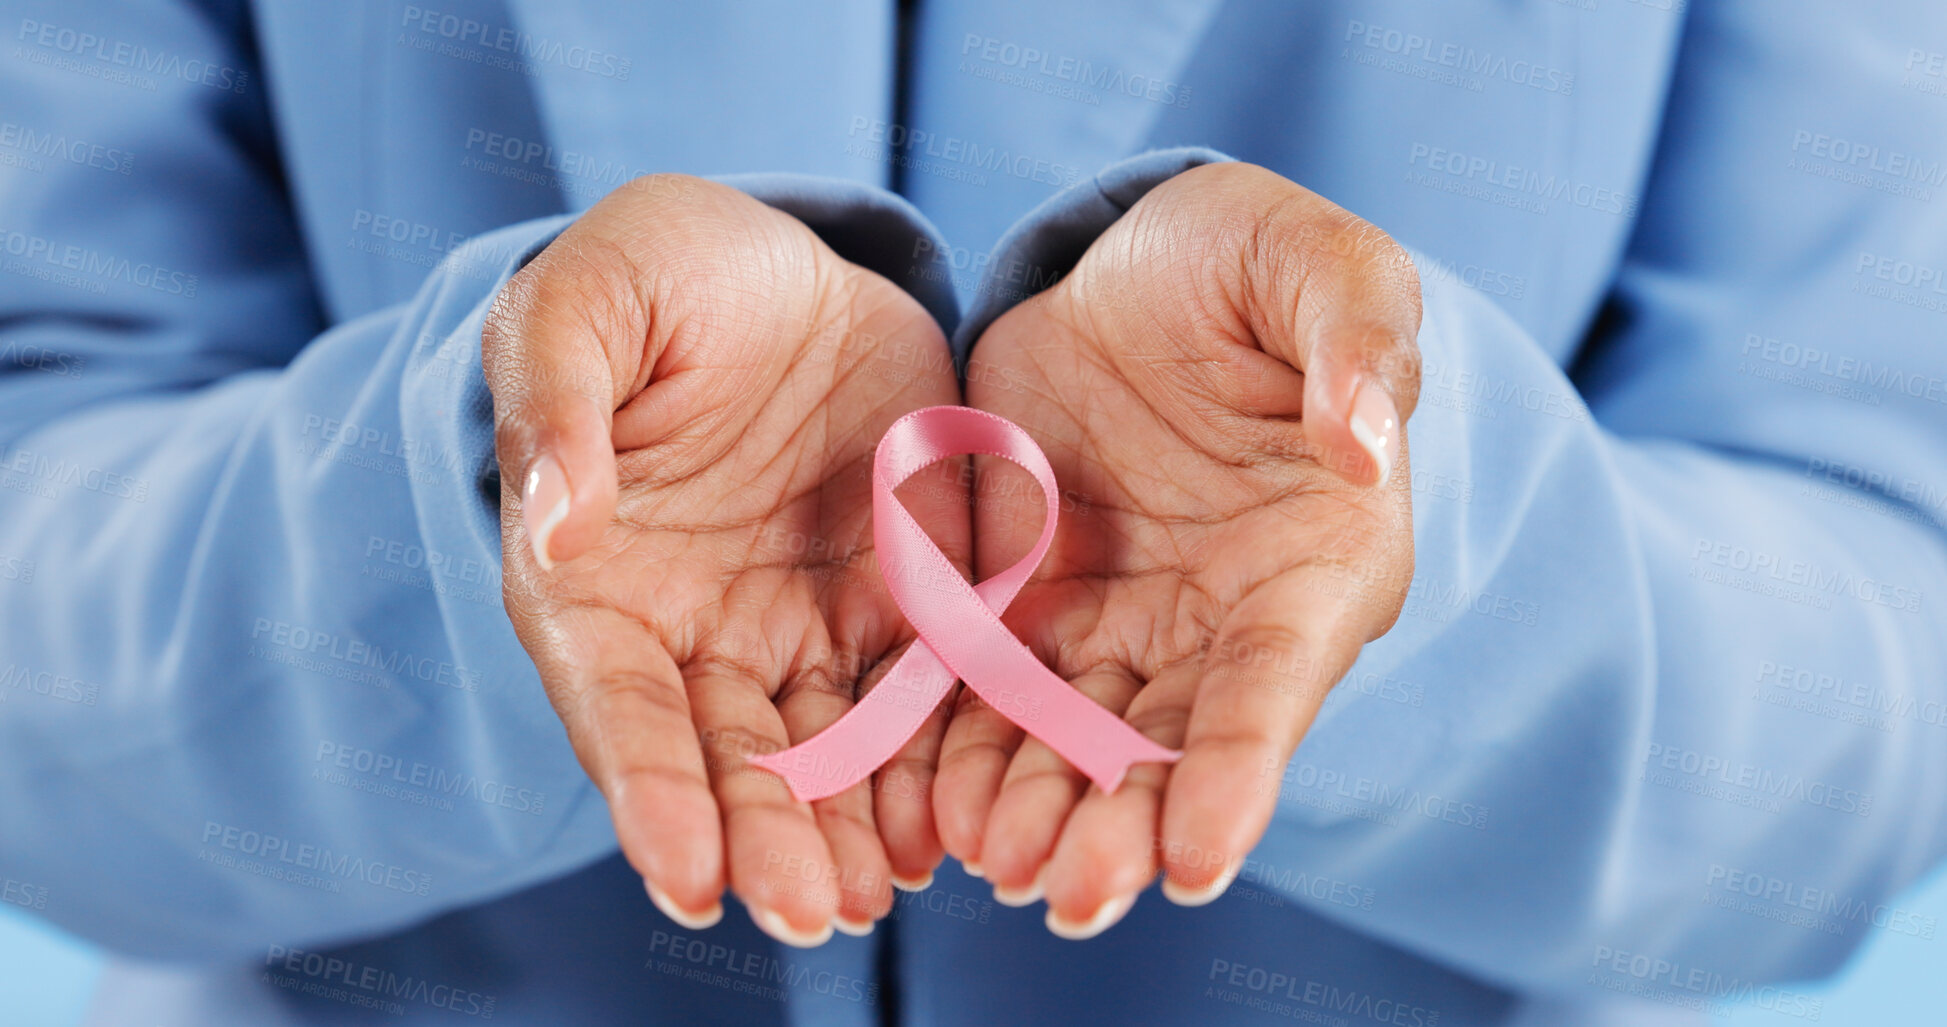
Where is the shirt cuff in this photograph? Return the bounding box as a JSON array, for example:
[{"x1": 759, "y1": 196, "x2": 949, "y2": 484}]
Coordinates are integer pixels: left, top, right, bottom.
[{"x1": 952, "y1": 146, "x2": 1235, "y2": 363}]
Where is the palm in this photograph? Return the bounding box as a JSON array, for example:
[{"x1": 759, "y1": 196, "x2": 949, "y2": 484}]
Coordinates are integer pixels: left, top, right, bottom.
[
  {"x1": 938, "y1": 170, "x2": 1414, "y2": 926},
  {"x1": 969, "y1": 300, "x2": 1372, "y2": 688},
  {"x1": 500, "y1": 214, "x2": 966, "y2": 939}
]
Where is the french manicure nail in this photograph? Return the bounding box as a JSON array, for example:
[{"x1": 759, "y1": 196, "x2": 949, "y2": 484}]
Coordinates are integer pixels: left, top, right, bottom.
[
  {"x1": 1347, "y1": 384, "x2": 1400, "y2": 487},
  {"x1": 1045, "y1": 892, "x2": 1136, "y2": 941},
  {"x1": 961, "y1": 860, "x2": 984, "y2": 880},
  {"x1": 645, "y1": 880, "x2": 723, "y2": 931},
  {"x1": 1160, "y1": 863, "x2": 1239, "y2": 908},
  {"x1": 834, "y1": 916, "x2": 876, "y2": 938},
  {"x1": 750, "y1": 905, "x2": 834, "y2": 948},
  {"x1": 993, "y1": 867, "x2": 1046, "y2": 908},
  {"x1": 891, "y1": 869, "x2": 935, "y2": 892},
  {"x1": 524, "y1": 453, "x2": 570, "y2": 570}
]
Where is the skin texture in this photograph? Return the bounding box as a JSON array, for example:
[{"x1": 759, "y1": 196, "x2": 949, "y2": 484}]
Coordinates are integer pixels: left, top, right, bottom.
[
  {"x1": 482, "y1": 176, "x2": 968, "y2": 943},
  {"x1": 483, "y1": 161, "x2": 1422, "y2": 944},
  {"x1": 933, "y1": 162, "x2": 1424, "y2": 934}
]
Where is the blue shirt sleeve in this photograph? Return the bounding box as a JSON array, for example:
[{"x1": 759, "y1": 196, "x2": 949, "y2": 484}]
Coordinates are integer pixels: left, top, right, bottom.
[
  {"x1": 1297, "y1": 1, "x2": 1947, "y2": 996},
  {"x1": 962, "y1": 25, "x2": 1947, "y2": 994},
  {"x1": 0, "y1": 1, "x2": 959, "y2": 961},
  {"x1": 0, "y1": 0, "x2": 610, "y2": 952}
]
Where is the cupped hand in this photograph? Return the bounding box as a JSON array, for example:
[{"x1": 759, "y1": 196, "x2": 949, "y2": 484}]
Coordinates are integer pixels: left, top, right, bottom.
[
  {"x1": 935, "y1": 161, "x2": 1422, "y2": 937},
  {"x1": 483, "y1": 176, "x2": 966, "y2": 945}
]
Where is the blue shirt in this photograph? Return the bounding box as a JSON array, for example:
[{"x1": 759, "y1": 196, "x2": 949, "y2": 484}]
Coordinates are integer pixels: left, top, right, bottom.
[{"x1": 2, "y1": 1, "x2": 1944, "y2": 1024}]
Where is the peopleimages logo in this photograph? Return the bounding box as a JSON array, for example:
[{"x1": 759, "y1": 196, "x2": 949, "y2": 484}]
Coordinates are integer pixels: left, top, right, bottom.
[
  {"x1": 201, "y1": 822, "x2": 433, "y2": 895},
  {"x1": 0, "y1": 227, "x2": 197, "y2": 297},
  {"x1": 2, "y1": 878, "x2": 48, "y2": 910},
  {"x1": 1790, "y1": 130, "x2": 1947, "y2": 187},
  {"x1": 15, "y1": 19, "x2": 249, "y2": 92},
  {"x1": 1345, "y1": 20, "x2": 1575, "y2": 94},
  {"x1": 1407, "y1": 143, "x2": 1637, "y2": 217},
  {"x1": 1705, "y1": 864, "x2": 1938, "y2": 939},
  {"x1": 251, "y1": 618, "x2": 483, "y2": 693},
  {"x1": 314, "y1": 741, "x2": 545, "y2": 815},
  {"x1": 847, "y1": 117, "x2": 1084, "y2": 189},
  {"x1": 1743, "y1": 332, "x2": 1947, "y2": 406},
  {"x1": 647, "y1": 930, "x2": 881, "y2": 1005},
  {"x1": 1689, "y1": 538, "x2": 1924, "y2": 613},
  {"x1": 0, "y1": 662, "x2": 100, "y2": 706},
  {"x1": 0, "y1": 121, "x2": 133, "y2": 174},
  {"x1": 398, "y1": 5, "x2": 631, "y2": 80},
  {"x1": 265, "y1": 946, "x2": 496, "y2": 1018},
  {"x1": 0, "y1": 445, "x2": 149, "y2": 502},
  {"x1": 0, "y1": 341, "x2": 86, "y2": 378},
  {"x1": 1206, "y1": 959, "x2": 1440, "y2": 1027},
  {"x1": 1755, "y1": 659, "x2": 1947, "y2": 731},
  {"x1": 958, "y1": 34, "x2": 1191, "y2": 108},
  {"x1": 1589, "y1": 946, "x2": 1821, "y2": 1021},
  {"x1": 1643, "y1": 741, "x2": 1874, "y2": 816}
]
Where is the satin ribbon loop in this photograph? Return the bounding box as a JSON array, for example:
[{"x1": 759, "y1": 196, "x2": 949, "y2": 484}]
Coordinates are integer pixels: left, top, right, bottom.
[{"x1": 752, "y1": 406, "x2": 1180, "y2": 801}]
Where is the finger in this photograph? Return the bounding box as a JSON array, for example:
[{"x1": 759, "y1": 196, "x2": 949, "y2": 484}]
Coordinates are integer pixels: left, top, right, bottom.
[
  {"x1": 1133, "y1": 162, "x2": 1424, "y2": 488},
  {"x1": 483, "y1": 241, "x2": 629, "y2": 570},
  {"x1": 687, "y1": 649, "x2": 840, "y2": 947},
  {"x1": 931, "y1": 678, "x2": 1027, "y2": 875},
  {"x1": 873, "y1": 453, "x2": 974, "y2": 891},
  {"x1": 1296, "y1": 318, "x2": 1417, "y2": 489},
  {"x1": 772, "y1": 650, "x2": 895, "y2": 935},
  {"x1": 540, "y1": 611, "x2": 726, "y2": 931},
  {"x1": 929, "y1": 448, "x2": 1055, "y2": 875},
  {"x1": 1245, "y1": 175, "x2": 1423, "y2": 489},
  {"x1": 1158, "y1": 565, "x2": 1368, "y2": 904},
  {"x1": 976, "y1": 666, "x2": 1145, "y2": 906},
  {"x1": 1040, "y1": 661, "x2": 1198, "y2": 940},
  {"x1": 870, "y1": 652, "x2": 952, "y2": 891}
]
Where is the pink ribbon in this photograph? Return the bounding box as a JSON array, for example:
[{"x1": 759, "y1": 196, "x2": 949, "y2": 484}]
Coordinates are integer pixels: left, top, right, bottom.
[{"x1": 751, "y1": 405, "x2": 1180, "y2": 801}]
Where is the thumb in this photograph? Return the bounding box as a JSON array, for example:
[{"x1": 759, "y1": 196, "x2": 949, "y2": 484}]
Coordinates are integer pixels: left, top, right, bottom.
[
  {"x1": 1294, "y1": 316, "x2": 1420, "y2": 490},
  {"x1": 1255, "y1": 206, "x2": 1421, "y2": 489},
  {"x1": 482, "y1": 247, "x2": 630, "y2": 570},
  {"x1": 1267, "y1": 213, "x2": 1422, "y2": 489},
  {"x1": 1182, "y1": 163, "x2": 1424, "y2": 488}
]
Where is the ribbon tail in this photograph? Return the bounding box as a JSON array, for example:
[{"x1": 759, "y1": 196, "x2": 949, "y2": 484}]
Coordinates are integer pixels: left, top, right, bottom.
[
  {"x1": 749, "y1": 640, "x2": 958, "y2": 802},
  {"x1": 958, "y1": 658, "x2": 1182, "y2": 795}
]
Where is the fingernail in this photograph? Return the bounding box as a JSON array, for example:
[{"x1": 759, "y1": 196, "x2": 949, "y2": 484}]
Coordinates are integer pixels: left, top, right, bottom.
[
  {"x1": 1046, "y1": 891, "x2": 1137, "y2": 941},
  {"x1": 833, "y1": 915, "x2": 876, "y2": 938},
  {"x1": 524, "y1": 453, "x2": 570, "y2": 570},
  {"x1": 750, "y1": 905, "x2": 834, "y2": 948},
  {"x1": 645, "y1": 880, "x2": 723, "y2": 931},
  {"x1": 891, "y1": 869, "x2": 935, "y2": 892},
  {"x1": 1161, "y1": 862, "x2": 1239, "y2": 908},
  {"x1": 1347, "y1": 384, "x2": 1399, "y2": 486},
  {"x1": 961, "y1": 860, "x2": 984, "y2": 880},
  {"x1": 993, "y1": 866, "x2": 1046, "y2": 908}
]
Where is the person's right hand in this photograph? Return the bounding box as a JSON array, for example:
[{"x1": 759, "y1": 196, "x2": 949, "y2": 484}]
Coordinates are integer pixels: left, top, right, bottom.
[{"x1": 482, "y1": 176, "x2": 967, "y2": 945}]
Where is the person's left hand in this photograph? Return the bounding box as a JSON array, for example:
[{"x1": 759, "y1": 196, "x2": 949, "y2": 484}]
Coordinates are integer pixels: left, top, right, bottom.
[{"x1": 934, "y1": 161, "x2": 1423, "y2": 937}]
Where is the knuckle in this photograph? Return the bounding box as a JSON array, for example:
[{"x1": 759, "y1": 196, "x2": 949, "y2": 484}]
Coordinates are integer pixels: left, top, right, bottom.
[
  {"x1": 1323, "y1": 215, "x2": 1411, "y2": 301},
  {"x1": 485, "y1": 241, "x2": 640, "y2": 417},
  {"x1": 612, "y1": 172, "x2": 700, "y2": 208},
  {"x1": 1357, "y1": 332, "x2": 1423, "y2": 396},
  {"x1": 696, "y1": 725, "x2": 780, "y2": 768},
  {"x1": 1181, "y1": 160, "x2": 1291, "y2": 207},
  {"x1": 690, "y1": 648, "x2": 778, "y2": 697},
  {"x1": 480, "y1": 263, "x2": 541, "y2": 375},
  {"x1": 589, "y1": 666, "x2": 677, "y2": 704},
  {"x1": 490, "y1": 406, "x2": 544, "y2": 486},
  {"x1": 1389, "y1": 343, "x2": 1424, "y2": 414},
  {"x1": 1220, "y1": 621, "x2": 1312, "y2": 667},
  {"x1": 1123, "y1": 705, "x2": 1189, "y2": 749}
]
